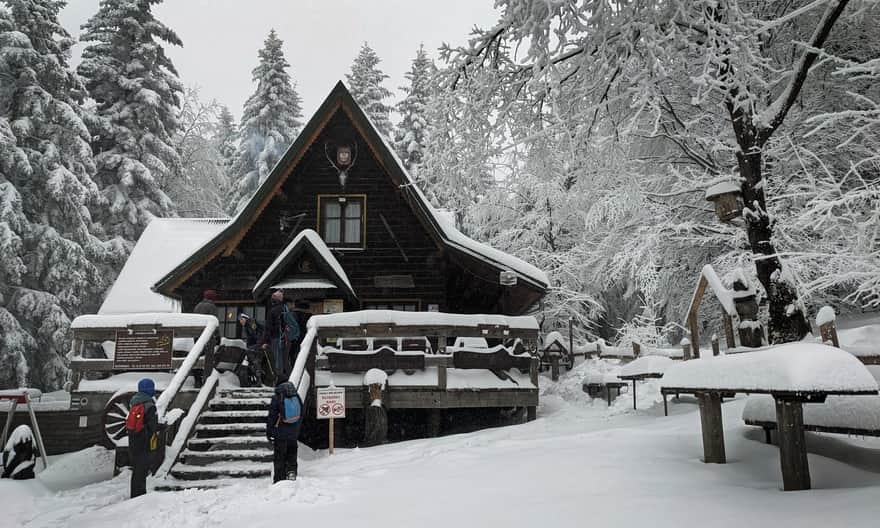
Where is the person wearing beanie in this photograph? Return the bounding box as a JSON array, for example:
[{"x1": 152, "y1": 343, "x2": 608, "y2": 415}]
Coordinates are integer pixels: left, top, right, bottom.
[
  {"x1": 193, "y1": 289, "x2": 218, "y2": 316},
  {"x1": 127, "y1": 378, "x2": 164, "y2": 498},
  {"x1": 239, "y1": 313, "x2": 266, "y2": 386},
  {"x1": 260, "y1": 290, "x2": 295, "y2": 375}
]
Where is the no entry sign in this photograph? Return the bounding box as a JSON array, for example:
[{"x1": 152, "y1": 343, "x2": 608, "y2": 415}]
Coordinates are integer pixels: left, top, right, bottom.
[{"x1": 317, "y1": 387, "x2": 346, "y2": 420}]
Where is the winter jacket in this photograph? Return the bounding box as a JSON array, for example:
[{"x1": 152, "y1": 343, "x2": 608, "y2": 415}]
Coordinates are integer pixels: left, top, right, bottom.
[
  {"x1": 193, "y1": 299, "x2": 217, "y2": 317},
  {"x1": 261, "y1": 299, "x2": 285, "y2": 345},
  {"x1": 242, "y1": 320, "x2": 264, "y2": 348},
  {"x1": 267, "y1": 382, "x2": 302, "y2": 441},
  {"x1": 127, "y1": 392, "x2": 161, "y2": 462}
]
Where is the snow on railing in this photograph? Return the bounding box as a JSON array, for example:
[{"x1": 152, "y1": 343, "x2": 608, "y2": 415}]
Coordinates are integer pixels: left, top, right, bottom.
[
  {"x1": 289, "y1": 325, "x2": 317, "y2": 402},
  {"x1": 157, "y1": 369, "x2": 220, "y2": 478},
  {"x1": 155, "y1": 316, "x2": 219, "y2": 417}
]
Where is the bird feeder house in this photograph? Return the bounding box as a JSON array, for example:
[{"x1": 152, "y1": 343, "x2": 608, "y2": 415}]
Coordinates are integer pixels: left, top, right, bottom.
[{"x1": 705, "y1": 180, "x2": 743, "y2": 222}]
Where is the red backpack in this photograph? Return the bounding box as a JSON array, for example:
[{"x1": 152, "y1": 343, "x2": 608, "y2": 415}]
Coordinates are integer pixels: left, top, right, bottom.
[{"x1": 126, "y1": 403, "x2": 146, "y2": 433}]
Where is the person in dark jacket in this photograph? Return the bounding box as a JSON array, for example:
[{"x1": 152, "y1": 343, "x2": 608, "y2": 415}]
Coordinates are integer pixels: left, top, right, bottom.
[
  {"x1": 261, "y1": 290, "x2": 290, "y2": 375},
  {"x1": 239, "y1": 313, "x2": 266, "y2": 385},
  {"x1": 193, "y1": 289, "x2": 218, "y2": 316},
  {"x1": 266, "y1": 377, "x2": 302, "y2": 482},
  {"x1": 128, "y1": 378, "x2": 164, "y2": 498}
]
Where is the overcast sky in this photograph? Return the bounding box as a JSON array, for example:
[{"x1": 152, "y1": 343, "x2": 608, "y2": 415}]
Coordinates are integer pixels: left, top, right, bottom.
[{"x1": 59, "y1": 0, "x2": 501, "y2": 120}]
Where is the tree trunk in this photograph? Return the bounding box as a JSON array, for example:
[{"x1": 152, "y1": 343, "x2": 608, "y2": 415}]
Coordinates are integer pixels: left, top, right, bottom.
[{"x1": 737, "y1": 148, "x2": 811, "y2": 343}]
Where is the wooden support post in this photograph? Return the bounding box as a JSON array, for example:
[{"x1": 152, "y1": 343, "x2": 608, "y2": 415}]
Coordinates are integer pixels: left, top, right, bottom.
[
  {"x1": 632, "y1": 342, "x2": 641, "y2": 358},
  {"x1": 437, "y1": 333, "x2": 448, "y2": 354},
  {"x1": 1, "y1": 399, "x2": 18, "y2": 448},
  {"x1": 429, "y1": 409, "x2": 442, "y2": 438},
  {"x1": 764, "y1": 427, "x2": 773, "y2": 445},
  {"x1": 663, "y1": 393, "x2": 668, "y2": 416},
  {"x1": 550, "y1": 354, "x2": 560, "y2": 381},
  {"x1": 682, "y1": 341, "x2": 692, "y2": 361},
  {"x1": 819, "y1": 322, "x2": 839, "y2": 348},
  {"x1": 526, "y1": 406, "x2": 536, "y2": 421},
  {"x1": 569, "y1": 317, "x2": 574, "y2": 365},
  {"x1": 774, "y1": 397, "x2": 810, "y2": 491},
  {"x1": 25, "y1": 395, "x2": 49, "y2": 470},
  {"x1": 722, "y1": 315, "x2": 736, "y2": 349},
  {"x1": 632, "y1": 380, "x2": 637, "y2": 410},
  {"x1": 697, "y1": 392, "x2": 726, "y2": 464},
  {"x1": 711, "y1": 335, "x2": 720, "y2": 356},
  {"x1": 437, "y1": 362, "x2": 447, "y2": 390},
  {"x1": 529, "y1": 357, "x2": 539, "y2": 388},
  {"x1": 329, "y1": 416, "x2": 335, "y2": 456}
]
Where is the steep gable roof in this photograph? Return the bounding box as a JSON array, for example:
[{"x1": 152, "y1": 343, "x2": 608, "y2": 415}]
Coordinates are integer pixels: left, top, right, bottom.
[
  {"x1": 153, "y1": 81, "x2": 548, "y2": 298},
  {"x1": 252, "y1": 229, "x2": 355, "y2": 300}
]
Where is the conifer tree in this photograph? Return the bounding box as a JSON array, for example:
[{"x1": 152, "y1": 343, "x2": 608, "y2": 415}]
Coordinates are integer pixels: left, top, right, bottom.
[
  {"x1": 77, "y1": 0, "x2": 183, "y2": 247},
  {"x1": 394, "y1": 45, "x2": 433, "y2": 172},
  {"x1": 229, "y1": 29, "x2": 303, "y2": 213},
  {"x1": 0, "y1": 0, "x2": 119, "y2": 390},
  {"x1": 215, "y1": 105, "x2": 237, "y2": 175},
  {"x1": 346, "y1": 41, "x2": 393, "y2": 137}
]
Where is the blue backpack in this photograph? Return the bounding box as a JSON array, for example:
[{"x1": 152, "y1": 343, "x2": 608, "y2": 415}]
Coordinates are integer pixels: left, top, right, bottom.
[
  {"x1": 280, "y1": 305, "x2": 301, "y2": 348},
  {"x1": 280, "y1": 394, "x2": 302, "y2": 424}
]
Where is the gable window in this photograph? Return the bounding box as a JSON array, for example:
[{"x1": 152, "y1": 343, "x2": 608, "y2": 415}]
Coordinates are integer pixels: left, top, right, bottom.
[{"x1": 318, "y1": 195, "x2": 365, "y2": 248}]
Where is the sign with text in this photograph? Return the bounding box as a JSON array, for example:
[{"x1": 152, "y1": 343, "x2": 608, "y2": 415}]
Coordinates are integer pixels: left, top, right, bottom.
[
  {"x1": 316, "y1": 387, "x2": 346, "y2": 420},
  {"x1": 113, "y1": 329, "x2": 174, "y2": 370}
]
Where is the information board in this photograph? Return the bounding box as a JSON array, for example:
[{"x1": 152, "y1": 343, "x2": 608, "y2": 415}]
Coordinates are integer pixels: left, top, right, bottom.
[
  {"x1": 316, "y1": 387, "x2": 346, "y2": 420},
  {"x1": 113, "y1": 329, "x2": 174, "y2": 370}
]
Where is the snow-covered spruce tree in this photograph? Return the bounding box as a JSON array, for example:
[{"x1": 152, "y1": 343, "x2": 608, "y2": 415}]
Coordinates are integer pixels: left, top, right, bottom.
[
  {"x1": 0, "y1": 0, "x2": 118, "y2": 390},
  {"x1": 228, "y1": 29, "x2": 302, "y2": 214},
  {"x1": 394, "y1": 44, "x2": 433, "y2": 172},
  {"x1": 168, "y1": 87, "x2": 230, "y2": 217},
  {"x1": 215, "y1": 105, "x2": 237, "y2": 177},
  {"x1": 346, "y1": 41, "x2": 393, "y2": 138},
  {"x1": 77, "y1": 0, "x2": 183, "y2": 247}
]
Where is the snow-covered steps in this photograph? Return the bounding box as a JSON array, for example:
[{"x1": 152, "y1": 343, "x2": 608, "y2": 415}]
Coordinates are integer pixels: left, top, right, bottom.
[
  {"x1": 194, "y1": 422, "x2": 265, "y2": 438},
  {"x1": 199, "y1": 410, "x2": 267, "y2": 424},
  {"x1": 186, "y1": 435, "x2": 272, "y2": 452},
  {"x1": 157, "y1": 386, "x2": 276, "y2": 491},
  {"x1": 169, "y1": 461, "x2": 272, "y2": 481},
  {"x1": 181, "y1": 449, "x2": 274, "y2": 465}
]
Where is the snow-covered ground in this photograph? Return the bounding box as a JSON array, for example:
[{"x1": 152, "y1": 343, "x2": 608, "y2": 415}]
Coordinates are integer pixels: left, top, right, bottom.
[{"x1": 3, "y1": 364, "x2": 880, "y2": 527}]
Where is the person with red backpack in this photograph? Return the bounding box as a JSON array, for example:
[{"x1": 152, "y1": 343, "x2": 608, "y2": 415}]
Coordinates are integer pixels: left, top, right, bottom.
[
  {"x1": 266, "y1": 377, "x2": 303, "y2": 482},
  {"x1": 126, "y1": 378, "x2": 164, "y2": 498}
]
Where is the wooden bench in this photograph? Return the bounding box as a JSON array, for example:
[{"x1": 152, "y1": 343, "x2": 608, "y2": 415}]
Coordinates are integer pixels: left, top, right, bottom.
[
  {"x1": 743, "y1": 393, "x2": 880, "y2": 443},
  {"x1": 325, "y1": 346, "x2": 426, "y2": 373},
  {"x1": 583, "y1": 381, "x2": 627, "y2": 406}
]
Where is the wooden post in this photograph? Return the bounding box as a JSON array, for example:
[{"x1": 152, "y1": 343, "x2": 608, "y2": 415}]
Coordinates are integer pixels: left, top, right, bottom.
[
  {"x1": 819, "y1": 322, "x2": 839, "y2": 348},
  {"x1": 722, "y1": 315, "x2": 736, "y2": 349},
  {"x1": 526, "y1": 406, "x2": 536, "y2": 421},
  {"x1": 437, "y1": 333, "x2": 448, "y2": 354},
  {"x1": 663, "y1": 393, "x2": 668, "y2": 416},
  {"x1": 632, "y1": 342, "x2": 641, "y2": 358},
  {"x1": 329, "y1": 416, "x2": 335, "y2": 456},
  {"x1": 25, "y1": 394, "x2": 49, "y2": 470},
  {"x1": 681, "y1": 340, "x2": 692, "y2": 361},
  {"x1": 632, "y1": 380, "x2": 637, "y2": 410},
  {"x1": 437, "y1": 361, "x2": 447, "y2": 390},
  {"x1": 774, "y1": 397, "x2": 810, "y2": 491},
  {"x1": 697, "y1": 392, "x2": 726, "y2": 463},
  {"x1": 711, "y1": 334, "x2": 720, "y2": 356},
  {"x1": 529, "y1": 357, "x2": 539, "y2": 388},
  {"x1": 550, "y1": 354, "x2": 560, "y2": 381}
]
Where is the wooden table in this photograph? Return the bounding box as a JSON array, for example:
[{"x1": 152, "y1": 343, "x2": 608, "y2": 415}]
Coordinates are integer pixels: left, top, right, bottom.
[
  {"x1": 583, "y1": 381, "x2": 627, "y2": 406},
  {"x1": 660, "y1": 386, "x2": 877, "y2": 491},
  {"x1": 617, "y1": 373, "x2": 663, "y2": 410}
]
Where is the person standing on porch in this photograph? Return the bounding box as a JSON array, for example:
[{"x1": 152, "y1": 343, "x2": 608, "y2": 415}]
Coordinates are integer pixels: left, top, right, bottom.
[
  {"x1": 261, "y1": 290, "x2": 290, "y2": 375},
  {"x1": 193, "y1": 289, "x2": 218, "y2": 316}
]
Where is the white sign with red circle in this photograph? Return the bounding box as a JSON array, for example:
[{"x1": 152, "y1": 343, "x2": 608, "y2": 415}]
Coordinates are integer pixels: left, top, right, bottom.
[{"x1": 317, "y1": 387, "x2": 346, "y2": 420}]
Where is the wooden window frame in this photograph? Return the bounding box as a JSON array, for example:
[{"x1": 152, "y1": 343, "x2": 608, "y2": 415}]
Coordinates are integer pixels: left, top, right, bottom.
[
  {"x1": 361, "y1": 299, "x2": 422, "y2": 312},
  {"x1": 317, "y1": 194, "x2": 367, "y2": 249}
]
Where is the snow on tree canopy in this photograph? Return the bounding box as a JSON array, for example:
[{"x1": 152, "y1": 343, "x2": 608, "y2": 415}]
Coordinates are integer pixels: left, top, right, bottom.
[
  {"x1": 346, "y1": 42, "x2": 393, "y2": 137},
  {"x1": 662, "y1": 343, "x2": 879, "y2": 393},
  {"x1": 816, "y1": 306, "x2": 837, "y2": 327},
  {"x1": 619, "y1": 356, "x2": 674, "y2": 378},
  {"x1": 99, "y1": 218, "x2": 227, "y2": 314}
]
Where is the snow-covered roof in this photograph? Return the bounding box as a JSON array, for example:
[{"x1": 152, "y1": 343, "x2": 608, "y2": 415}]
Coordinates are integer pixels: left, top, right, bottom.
[
  {"x1": 252, "y1": 229, "x2": 354, "y2": 298},
  {"x1": 100, "y1": 218, "x2": 228, "y2": 314},
  {"x1": 308, "y1": 310, "x2": 540, "y2": 331},
  {"x1": 688, "y1": 264, "x2": 736, "y2": 318},
  {"x1": 271, "y1": 279, "x2": 338, "y2": 290},
  {"x1": 542, "y1": 331, "x2": 568, "y2": 350},
  {"x1": 705, "y1": 180, "x2": 740, "y2": 200},
  {"x1": 619, "y1": 356, "x2": 674, "y2": 378},
  {"x1": 662, "y1": 343, "x2": 878, "y2": 393}
]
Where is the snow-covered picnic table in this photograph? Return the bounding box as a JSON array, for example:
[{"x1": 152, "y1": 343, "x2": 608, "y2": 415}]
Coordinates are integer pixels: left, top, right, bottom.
[
  {"x1": 660, "y1": 343, "x2": 878, "y2": 491},
  {"x1": 617, "y1": 356, "x2": 674, "y2": 410}
]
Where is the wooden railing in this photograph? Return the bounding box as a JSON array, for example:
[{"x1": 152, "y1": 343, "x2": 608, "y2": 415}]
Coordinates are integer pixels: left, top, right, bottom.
[{"x1": 157, "y1": 369, "x2": 220, "y2": 478}]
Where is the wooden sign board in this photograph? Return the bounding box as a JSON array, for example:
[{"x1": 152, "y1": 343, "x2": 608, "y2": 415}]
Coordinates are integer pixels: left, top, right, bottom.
[
  {"x1": 323, "y1": 299, "x2": 344, "y2": 314},
  {"x1": 113, "y1": 329, "x2": 174, "y2": 370},
  {"x1": 316, "y1": 387, "x2": 346, "y2": 420}
]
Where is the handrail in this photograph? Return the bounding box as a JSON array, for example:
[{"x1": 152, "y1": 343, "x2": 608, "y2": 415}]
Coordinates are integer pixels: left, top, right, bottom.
[
  {"x1": 288, "y1": 326, "x2": 317, "y2": 402},
  {"x1": 155, "y1": 316, "x2": 219, "y2": 417},
  {"x1": 157, "y1": 368, "x2": 220, "y2": 478}
]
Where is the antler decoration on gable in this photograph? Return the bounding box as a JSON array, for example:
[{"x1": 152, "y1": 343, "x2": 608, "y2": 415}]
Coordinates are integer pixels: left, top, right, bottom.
[{"x1": 324, "y1": 140, "x2": 358, "y2": 188}]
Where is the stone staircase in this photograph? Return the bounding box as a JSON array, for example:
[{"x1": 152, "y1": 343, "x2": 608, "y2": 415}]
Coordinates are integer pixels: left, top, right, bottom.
[{"x1": 155, "y1": 387, "x2": 275, "y2": 491}]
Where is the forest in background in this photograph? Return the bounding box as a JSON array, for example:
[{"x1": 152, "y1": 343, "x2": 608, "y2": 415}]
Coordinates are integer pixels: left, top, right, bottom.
[{"x1": 1, "y1": 0, "x2": 878, "y2": 389}]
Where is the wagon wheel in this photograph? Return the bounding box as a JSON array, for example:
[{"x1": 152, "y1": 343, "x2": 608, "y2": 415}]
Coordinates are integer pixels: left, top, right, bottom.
[{"x1": 101, "y1": 391, "x2": 137, "y2": 449}]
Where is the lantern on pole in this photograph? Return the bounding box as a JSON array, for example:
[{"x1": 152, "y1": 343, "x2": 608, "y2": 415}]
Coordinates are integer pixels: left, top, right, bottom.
[{"x1": 705, "y1": 180, "x2": 743, "y2": 222}]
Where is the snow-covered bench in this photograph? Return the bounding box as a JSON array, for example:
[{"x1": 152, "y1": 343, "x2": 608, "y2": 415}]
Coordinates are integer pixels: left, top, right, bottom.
[
  {"x1": 582, "y1": 372, "x2": 627, "y2": 406},
  {"x1": 617, "y1": 356, "x2": 674, "y2": 410},
  {"x1": 660, "y1": 343, "x2": 878, "y2": 491}
]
